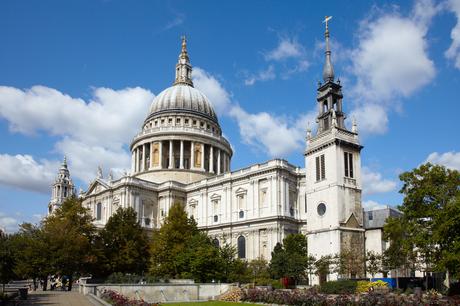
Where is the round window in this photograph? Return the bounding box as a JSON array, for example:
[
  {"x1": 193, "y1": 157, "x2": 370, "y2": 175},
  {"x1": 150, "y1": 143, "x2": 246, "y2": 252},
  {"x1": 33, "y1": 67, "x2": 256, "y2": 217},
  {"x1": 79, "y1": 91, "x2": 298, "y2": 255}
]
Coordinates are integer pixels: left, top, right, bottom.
[{"x1": 317, "y1": 203, "x2": 326, "y2": 216}]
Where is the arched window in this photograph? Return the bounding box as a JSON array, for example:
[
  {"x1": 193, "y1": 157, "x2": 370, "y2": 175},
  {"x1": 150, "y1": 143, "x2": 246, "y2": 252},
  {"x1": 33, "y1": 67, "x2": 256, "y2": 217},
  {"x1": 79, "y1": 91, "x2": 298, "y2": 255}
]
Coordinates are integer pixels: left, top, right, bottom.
[
  {"x1": 237, "y1": 235, "x2": 246, "y2": 259},
  {"x1": 212, "y1": 238, "x2": 220, "y2": 248},
  {"x1": 96, "y1": 203, "x2": 102, "y2": 220}
]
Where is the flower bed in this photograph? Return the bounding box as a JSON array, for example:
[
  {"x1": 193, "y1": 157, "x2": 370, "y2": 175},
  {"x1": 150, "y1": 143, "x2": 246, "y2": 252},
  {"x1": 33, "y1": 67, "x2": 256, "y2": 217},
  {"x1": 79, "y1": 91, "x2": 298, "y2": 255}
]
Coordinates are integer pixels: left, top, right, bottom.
[
  {"x1": 241, "y1": 288, "x2": 458, "y2": 306},
  {"x1": 100, "y1": 289, "x2": 160, "y2": 306}
]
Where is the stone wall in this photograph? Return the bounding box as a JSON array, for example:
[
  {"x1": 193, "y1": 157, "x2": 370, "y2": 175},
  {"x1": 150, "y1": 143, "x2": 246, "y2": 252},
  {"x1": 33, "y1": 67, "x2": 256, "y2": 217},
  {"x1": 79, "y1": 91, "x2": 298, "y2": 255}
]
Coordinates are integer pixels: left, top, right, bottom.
[{"x1": 79, "y1": 282, "x2": 232, "y2": 303}]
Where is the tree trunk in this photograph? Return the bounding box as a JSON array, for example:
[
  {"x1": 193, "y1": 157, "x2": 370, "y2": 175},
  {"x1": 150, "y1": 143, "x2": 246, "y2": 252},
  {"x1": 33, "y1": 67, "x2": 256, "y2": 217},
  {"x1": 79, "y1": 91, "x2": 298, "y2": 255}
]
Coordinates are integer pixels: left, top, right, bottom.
[
  {"x1": 43, "y1": 277, "x2": 48, "y2": 291},
  {"x1": 68, "y1": 275, "x2": 72, "y2": 291}
]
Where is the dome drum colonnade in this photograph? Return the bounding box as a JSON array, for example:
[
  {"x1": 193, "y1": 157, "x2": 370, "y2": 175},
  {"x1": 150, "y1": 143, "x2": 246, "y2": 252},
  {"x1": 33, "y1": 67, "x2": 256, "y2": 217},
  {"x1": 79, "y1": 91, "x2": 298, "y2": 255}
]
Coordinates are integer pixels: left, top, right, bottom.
[{"x1": 129, "y1": 37, "x2": 232, "y2": 181}]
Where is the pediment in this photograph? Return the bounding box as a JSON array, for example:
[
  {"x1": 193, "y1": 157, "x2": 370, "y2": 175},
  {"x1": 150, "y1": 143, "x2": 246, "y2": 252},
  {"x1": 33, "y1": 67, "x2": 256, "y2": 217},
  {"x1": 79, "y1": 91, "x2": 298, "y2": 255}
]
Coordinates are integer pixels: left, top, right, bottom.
[
  {"x1": 210, "y1": 193, "x2": 221, "y2": 200},
  {"x1": 188, "y1": 198, "x2": 198, "y2": 207},
  {"x1": 342, "y1": 213, "x2": 360, "y2": 228},
  {"x1": 235, "y1": 187, "x2": 247, "y2": 195},
  {"x1": 86, "y1": 179, "x2": 110, "y2": 195}
]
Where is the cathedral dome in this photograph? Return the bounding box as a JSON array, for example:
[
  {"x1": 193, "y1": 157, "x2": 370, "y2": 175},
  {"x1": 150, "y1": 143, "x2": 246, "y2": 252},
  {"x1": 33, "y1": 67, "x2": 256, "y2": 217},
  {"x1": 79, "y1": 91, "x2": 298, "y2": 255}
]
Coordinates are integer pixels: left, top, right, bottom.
[{"x1": 149, "y1": 84, "x2": 218, "y2": 123}]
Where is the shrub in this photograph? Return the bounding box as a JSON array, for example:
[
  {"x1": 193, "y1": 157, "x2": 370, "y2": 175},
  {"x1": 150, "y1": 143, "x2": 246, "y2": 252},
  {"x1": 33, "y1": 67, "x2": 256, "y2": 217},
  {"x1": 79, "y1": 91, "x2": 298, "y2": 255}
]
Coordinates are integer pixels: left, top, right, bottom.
[
  {"x1": 447, "y1": 282, "x2": 460, "y2": 296},
  {"x1": 100, "y1": 289, "x2": 159, "y2": 306},
  {"x1": 270, "y1": 279, "x2": 283, "y2": 289},
  {"x1": 320, "y1": 280, "x2": 357, "y2": 294},
  {"x1": 356, "y1": 280, "x2": 388, "y2": 293},
  {"x1": 241, "y1": 288, "x2": 458, "y2": 305}
]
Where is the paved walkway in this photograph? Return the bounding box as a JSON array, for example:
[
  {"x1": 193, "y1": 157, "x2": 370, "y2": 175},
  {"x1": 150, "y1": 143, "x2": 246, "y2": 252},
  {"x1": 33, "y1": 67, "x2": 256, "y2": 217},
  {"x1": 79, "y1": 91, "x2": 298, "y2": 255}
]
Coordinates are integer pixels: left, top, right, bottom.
[{"x1": 20, "y1": 290, "x2": 93, "y2": 306}]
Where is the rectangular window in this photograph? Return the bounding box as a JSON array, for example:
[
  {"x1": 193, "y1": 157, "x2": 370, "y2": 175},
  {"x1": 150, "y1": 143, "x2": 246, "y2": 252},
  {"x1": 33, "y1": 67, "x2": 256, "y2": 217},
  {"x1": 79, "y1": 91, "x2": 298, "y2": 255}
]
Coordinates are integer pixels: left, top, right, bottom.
[
  {"x1": 344, "y1": 152, "x2": 354, "y2": 178},
  {"x1": 96, "y1": 203, "x2": 102, "y2": 220},
  {"x1": 320, "y1": 154, "x2": 326, "y2": 180},
  {"x1": 368, "y1": 211, "x2": 373, "y2": 220},
  {"x1": 316, "y1": 154, "x2": 326, "y2": 181},
  {"x1": 304, "y1": 195, "x2": 307, "y2": 213},
  {"x1": 316, "y1": 156, "x2": 320, "y2": 181},
  {"x1": 344, "y1": 152, "x2": 349, "y2": 177}
]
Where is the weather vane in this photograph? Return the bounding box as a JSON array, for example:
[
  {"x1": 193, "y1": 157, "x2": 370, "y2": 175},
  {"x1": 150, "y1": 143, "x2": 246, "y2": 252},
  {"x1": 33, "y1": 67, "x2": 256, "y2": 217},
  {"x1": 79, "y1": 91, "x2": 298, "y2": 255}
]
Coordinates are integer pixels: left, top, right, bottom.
[{"x1": 323, "y1": 16, "x2": 332, "y2": 30}]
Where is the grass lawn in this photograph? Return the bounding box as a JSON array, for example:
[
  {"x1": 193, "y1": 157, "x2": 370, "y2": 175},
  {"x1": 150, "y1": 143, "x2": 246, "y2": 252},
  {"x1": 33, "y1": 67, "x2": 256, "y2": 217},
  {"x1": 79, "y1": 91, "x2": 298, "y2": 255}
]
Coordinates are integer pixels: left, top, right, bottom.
[{"x1": 165, "y1": 302, "x2": 259, "y2": 306}]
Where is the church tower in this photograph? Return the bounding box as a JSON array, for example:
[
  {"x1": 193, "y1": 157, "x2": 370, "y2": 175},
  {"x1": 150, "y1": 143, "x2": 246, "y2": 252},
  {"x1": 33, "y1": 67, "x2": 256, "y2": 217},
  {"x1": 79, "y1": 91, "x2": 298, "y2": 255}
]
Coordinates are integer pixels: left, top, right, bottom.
[
  {"x1": 305, "y1": 17, "x2": 365, "y2": 283},
  {"x1": 48, "y1": 156, "x2": 75, "y2": 215}
]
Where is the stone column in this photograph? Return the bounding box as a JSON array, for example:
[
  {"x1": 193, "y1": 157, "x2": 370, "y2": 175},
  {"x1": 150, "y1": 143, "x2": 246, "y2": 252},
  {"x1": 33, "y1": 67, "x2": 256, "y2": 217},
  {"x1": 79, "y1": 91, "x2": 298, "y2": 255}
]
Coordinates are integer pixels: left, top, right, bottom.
[
  {"x1": 223, "y1": 152, "x2": 226, "y2": 173},
  {"x1": 217, "y1": 149, "x2": 221, "y2": 174},
  {"x1": 136, "y1": 147, "x2": 140, "y2": 172},
  {"x1": 209, "y1": 146, "x2": 214, "y2": 173},
  {"x1": 200, "y1": 143, "x2": 205, "y2": 171},
  {"x1": 191, "y1": 142, "x2": 195, "y2": 170},
  {"x1": 131, "y1": 151, "x2": 135, "y2": 173},
  {"x1": 159, "y1": 141, "x2": 163, "y2": 169},
  {"x1": 180, "y1": 140, "x2": 184, "y2": 169},
  {"x1": 141, "y1": 144, "x2": 146, "y2": 171},
  {"x1": 150, "y1": 142, "x2": 154, "y2": 169},
  {"x1": 168, "y1": 140, "x2": 173, "y2": 169}
]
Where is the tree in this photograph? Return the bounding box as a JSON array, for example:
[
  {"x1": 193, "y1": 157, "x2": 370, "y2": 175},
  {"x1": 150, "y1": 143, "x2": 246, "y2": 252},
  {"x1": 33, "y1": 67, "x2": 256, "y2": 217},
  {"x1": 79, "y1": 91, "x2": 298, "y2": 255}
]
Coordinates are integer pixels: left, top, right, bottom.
[
  {"x1": 365, "y1": 251, "x2": 382, "y2": 279},
  {"x1": 178, "y1": 232, "x2": 222, "y2": 283},
  {"x1": 41, "y1": 196, "x2": 96, "y2": 290},
  {"x1": 98, "y1": 207, "x2": 150, "y2": 276},
  {"x1": 269, "y1": 234, "x2": 309, "y2": 283},
  {"x1": 11, "y1": 223, "x2": 53, "y2": 290},
  {"x1": 248, "y1": 257, "x2": 270, "y2": 285},
  {"x1": 314, "y1": 255, "x2": 333, "y2": 285},
  {"x1": 0, "y1": 234, "x2": 16, "y2": 292},
  {"x1": 218, "y1": 242, "x2": 249, "y2": 283},
  {"x1": 334, "y1": 248, "x2": 365, "y2": 279},
  {"x1": 150, "y1": 202, "x2": 198, "y2": 278},
  {"x1": 435, "y1": 193, "x2": 460, "y2": 279},
  {"x1": 397, "y1": 163, "x2": 460, "y2": 282},
  {"x1": 269, "y1": 242, "x2": 287, "y2": 279}
]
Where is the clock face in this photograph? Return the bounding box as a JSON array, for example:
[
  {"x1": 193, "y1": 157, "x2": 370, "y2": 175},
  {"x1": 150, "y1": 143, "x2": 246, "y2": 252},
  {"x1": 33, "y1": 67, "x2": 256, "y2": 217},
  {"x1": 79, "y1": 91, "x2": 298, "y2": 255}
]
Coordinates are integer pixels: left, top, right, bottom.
[{"x1": 317, "y1": 203, "x2": 326, "y2": 216}]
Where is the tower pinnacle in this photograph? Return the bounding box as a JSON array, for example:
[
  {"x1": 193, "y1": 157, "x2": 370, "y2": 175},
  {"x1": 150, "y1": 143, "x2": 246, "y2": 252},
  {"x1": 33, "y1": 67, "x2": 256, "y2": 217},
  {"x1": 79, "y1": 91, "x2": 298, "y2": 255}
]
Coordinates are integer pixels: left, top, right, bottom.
[
  {"x1": 322, "y1": 16, "x2": 335, "y2": 83},
  {"x1": 173, "y1": 36, "x2": 194, "y2": 87}
]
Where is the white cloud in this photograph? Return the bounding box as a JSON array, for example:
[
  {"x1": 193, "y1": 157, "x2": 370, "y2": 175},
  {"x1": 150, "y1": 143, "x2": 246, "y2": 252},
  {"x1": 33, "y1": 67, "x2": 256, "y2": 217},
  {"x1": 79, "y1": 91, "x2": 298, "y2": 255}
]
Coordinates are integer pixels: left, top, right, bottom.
[
  {"x1": 349, "y1": 0, "x2": 438, "y2": 135},
  {"x1": 362, "y1": 166, "x2": 397, "y2": 195},
  {"x1": 244, "y1": 36, "x2": 309, "y2": 86},
  {"x1": 163, "y1": 13, "x2": 185, "y2": 31},
  {"x1": 193, "y1": 67, "x2": 232, "y2": 114},
  {"x1": 0, "y1": 86, "x2": 154, "y2": 190},
  {"x1": 244, "y1": 65, "x2": 276, "y2": 86},
  {"x1": 0, "y1": 212, "x2": 19, "y2": 233},
  {"x1": 55, "y1": 138, "x2": 131, "y2": 183},
  {"x1": 0, "y1": 154, "x2": 58, "y2": 193},
  {"x1": 0, "y1": 86, "x2": 153, "y2": 147},
  {"x1": 192, "y1": 67, "x2": 317, "y2": 157},
  {"x1": 425, "y1": 151, "x2": 460, "y2": 170},
  {"x1": 265, "y1": 37, "x2": 304, "y2": 61},
  {"x1": 349, "y1": 104, "x2": 388, "y2": 136},
  {"x1": 363, "y1": 200, "x2": 387, "y2": 211},
  {"x1": 446, "y1": 0, "x2": 460, "y2": 69},
  {"x1": 229, "y1": 106, "x2": 314, "y2": 157}
]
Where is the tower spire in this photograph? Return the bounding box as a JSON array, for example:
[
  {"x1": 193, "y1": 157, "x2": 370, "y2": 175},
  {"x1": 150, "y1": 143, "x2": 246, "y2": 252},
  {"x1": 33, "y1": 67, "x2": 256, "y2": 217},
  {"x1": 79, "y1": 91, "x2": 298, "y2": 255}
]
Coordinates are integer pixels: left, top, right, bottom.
[
  {"x1": 322, "y1": 16, "x2": 335, "y2": 83},
  {"x1": 173, "y1": 36, "x2": 194, "y2": 87}
]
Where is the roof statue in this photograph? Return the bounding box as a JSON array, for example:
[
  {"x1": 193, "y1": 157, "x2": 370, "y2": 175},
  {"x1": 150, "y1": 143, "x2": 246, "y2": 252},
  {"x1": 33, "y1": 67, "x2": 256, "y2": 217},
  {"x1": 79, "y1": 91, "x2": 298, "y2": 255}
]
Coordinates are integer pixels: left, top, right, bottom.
[{"x1": 97, "y1": 166, "x2": 103, "y2": 179}]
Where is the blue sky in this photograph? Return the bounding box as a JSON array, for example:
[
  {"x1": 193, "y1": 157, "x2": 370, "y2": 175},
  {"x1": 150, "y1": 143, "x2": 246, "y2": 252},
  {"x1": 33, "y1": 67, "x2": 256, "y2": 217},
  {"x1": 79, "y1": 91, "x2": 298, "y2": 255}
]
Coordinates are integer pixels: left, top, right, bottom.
[{"x1": 1, "y1": 0, "x2": 459, "y2": 232}]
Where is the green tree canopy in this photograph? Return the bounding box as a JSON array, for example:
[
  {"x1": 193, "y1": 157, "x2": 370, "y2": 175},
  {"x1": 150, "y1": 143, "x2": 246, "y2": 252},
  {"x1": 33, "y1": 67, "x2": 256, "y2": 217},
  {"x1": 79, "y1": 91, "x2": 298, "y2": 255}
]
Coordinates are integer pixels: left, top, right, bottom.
[
  {"x1": 269, "y1": 234, "x2": 309, "y2": 282},
  {"x1": 0, "y1": 233, "x2": 16, "y2": 291},
  {"x1": 98, "y1": 207, "x2": 150, "y2": 276},
  {"x1": 41, "y1": 196, "x2": 96, "y2": 290},
  {"x1": 383, "y1": 163, "x2": 460, "y2": 279},
  {"x1": 10, "y1": 223, "x2": 53, "y2": 287},
  {"x1": 150, "y1": 202, "x2": 198, "y2": 278}
]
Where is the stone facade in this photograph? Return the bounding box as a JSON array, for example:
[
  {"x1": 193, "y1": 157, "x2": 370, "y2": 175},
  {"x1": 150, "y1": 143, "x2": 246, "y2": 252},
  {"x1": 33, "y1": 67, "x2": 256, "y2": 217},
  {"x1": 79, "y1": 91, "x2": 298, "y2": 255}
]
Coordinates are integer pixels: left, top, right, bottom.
[{"x1": 48, "y1": 29, "x2": 392, "y2": 285}]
